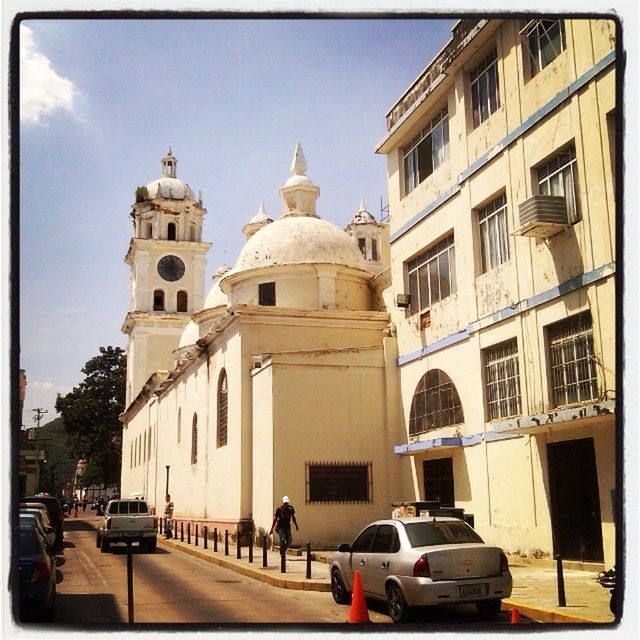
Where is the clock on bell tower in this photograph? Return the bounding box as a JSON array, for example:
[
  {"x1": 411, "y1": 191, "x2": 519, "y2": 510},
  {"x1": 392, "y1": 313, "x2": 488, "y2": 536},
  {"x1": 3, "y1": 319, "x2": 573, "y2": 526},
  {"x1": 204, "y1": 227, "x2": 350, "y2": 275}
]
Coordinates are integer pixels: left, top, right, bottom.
[{"x1": 122, "y1": 150, "x2": 212, "y2": 405}]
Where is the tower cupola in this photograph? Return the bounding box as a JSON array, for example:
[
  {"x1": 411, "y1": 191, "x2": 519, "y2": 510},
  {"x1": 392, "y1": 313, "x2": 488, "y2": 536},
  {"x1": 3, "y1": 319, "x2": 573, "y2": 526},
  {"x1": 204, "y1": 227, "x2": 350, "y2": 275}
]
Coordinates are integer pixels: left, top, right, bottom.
[
  {"x1": 162, "y1": 148, "x2": 177, "y2": 178},
  {"x1": 279, "y1": 142, "x2": 320, "y2": 218}
]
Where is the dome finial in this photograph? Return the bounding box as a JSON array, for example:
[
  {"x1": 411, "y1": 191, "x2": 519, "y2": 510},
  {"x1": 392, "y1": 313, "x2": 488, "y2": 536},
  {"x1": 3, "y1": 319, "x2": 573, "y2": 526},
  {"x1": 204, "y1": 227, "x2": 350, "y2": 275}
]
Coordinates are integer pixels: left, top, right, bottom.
[{"x1": 290, "y1": 141, "x2": 308, "y2": 176}]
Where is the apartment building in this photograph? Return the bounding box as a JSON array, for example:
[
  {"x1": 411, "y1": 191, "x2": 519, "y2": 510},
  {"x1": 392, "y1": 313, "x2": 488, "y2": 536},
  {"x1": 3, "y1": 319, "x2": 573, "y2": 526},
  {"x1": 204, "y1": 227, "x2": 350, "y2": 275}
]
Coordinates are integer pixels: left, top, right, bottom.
[{"x1": 376, "y1": 18, "x2": 617, "y2": 565}]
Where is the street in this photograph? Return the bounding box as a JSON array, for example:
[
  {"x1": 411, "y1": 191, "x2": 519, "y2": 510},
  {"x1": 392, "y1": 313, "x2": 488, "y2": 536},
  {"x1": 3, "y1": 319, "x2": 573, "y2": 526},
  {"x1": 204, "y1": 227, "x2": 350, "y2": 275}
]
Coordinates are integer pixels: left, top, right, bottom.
[{"x1": 26, "y1": 513, "x2": 523, "y2": 627}]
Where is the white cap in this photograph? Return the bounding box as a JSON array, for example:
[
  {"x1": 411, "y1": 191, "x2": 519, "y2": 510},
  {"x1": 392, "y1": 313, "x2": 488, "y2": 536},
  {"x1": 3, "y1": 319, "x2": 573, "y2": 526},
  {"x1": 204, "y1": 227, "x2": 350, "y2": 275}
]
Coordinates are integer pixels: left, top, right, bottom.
[{"x1": 282, "y1": 496, "x2": 290, "y2": 503}]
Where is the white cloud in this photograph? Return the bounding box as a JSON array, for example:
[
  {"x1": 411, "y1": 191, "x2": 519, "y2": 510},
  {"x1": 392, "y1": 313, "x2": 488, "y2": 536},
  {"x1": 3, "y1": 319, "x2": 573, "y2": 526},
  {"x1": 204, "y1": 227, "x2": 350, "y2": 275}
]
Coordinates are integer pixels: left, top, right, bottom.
[
  {"x1": 30, "y1": 380, "x2": 55, "y2": 391},
  {"x1": 20, "y1": 25, "x2": 78, "y2": 124}
]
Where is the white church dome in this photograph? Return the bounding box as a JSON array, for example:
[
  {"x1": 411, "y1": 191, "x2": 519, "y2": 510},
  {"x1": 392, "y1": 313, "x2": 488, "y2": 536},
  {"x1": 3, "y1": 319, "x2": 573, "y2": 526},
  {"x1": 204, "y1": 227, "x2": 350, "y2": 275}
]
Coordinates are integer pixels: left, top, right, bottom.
[
  {"x1": 234, "y1": 215, "x2": 366, "y2": 273},
  {"x1": 203, "y1": 265, "x2": 232, "y2": 308},
  {"x1": 178, "y1": 319, "x2": 199, "y2": 348},
  {"x1": 146, "y1": 176, "x2": 195, "y2": 201},
  {"x1": 145, "y1": 149, "x2": 196, "y2": 201}
]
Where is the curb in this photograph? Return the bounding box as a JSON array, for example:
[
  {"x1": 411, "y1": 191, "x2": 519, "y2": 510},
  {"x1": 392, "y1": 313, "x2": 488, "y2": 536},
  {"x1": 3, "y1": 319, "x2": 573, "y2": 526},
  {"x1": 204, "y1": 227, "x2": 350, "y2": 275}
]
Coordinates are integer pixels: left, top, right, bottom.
[
  {"x1": 158, "y1": 537, "x2": 332, "y2": 592},
  {"x1": 502, "y1": 600, "x2": 610, "y2": 625}
]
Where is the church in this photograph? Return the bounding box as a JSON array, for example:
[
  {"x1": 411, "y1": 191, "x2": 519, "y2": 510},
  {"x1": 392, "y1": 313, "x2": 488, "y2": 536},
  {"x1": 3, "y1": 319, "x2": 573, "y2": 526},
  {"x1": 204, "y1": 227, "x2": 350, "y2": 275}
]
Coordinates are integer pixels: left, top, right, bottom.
[{"x1": 119, "y1": 144, "x2": 412, "y2": 547}]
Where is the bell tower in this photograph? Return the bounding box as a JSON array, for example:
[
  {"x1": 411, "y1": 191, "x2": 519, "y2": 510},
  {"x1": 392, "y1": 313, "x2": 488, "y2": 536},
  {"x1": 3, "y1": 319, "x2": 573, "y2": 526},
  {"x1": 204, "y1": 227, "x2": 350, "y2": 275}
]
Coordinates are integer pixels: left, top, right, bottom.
[{"x1": 122, "y1": 150, "x2": 212, "y2": 406}]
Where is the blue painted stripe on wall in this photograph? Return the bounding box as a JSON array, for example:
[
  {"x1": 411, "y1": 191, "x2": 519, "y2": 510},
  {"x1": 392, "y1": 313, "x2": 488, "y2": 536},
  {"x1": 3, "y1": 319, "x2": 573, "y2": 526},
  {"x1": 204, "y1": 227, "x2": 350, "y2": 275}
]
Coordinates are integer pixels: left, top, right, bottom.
[
  {"x1": 393, "y1": 430, "x2": 521, "y2": 454},
  {"x1": 390, "y1": 51, "x2": 616, "y2": 245},
  {"x1": 396, "y1": 262, "x2": 615, "y2": 367}
]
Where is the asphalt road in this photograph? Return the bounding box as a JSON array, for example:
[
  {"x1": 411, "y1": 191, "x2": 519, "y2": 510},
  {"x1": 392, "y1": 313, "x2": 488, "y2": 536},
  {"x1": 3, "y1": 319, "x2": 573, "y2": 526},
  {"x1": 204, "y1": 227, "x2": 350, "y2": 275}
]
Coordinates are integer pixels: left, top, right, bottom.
[{"x1": 17, "y1": 514, "x2": 526, "y2": 628}]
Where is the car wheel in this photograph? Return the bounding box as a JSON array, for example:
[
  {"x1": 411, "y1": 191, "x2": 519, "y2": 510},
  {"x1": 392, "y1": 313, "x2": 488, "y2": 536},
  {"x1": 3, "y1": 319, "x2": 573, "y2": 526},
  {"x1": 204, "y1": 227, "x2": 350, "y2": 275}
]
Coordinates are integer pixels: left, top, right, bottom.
[
  {"x1": 331, "y1": 569, "x2": 351, "y2": 605},
  {"x1": 146, "y1": 539, "x2": 157, "y2": 553},
  {"x1": 476, "y1": 599, "x2": 502, "y2": 619},
  {"x1": 96, "y1": 532, "x2": 101, "y2": 548},
  {"x1": 386, "y1": 583, "x2": 410, "y2": 623},
  {"x1": 100, "y1": 537, "x2": 110, "y2": 553}
]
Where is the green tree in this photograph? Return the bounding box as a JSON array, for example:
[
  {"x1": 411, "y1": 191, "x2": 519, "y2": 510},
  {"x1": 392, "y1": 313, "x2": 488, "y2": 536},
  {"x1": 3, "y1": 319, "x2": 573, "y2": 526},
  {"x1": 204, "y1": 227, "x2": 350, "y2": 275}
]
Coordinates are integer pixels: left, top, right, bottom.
[{"x1": 55, "y1": 346, "x2": 126, "y2": 489}]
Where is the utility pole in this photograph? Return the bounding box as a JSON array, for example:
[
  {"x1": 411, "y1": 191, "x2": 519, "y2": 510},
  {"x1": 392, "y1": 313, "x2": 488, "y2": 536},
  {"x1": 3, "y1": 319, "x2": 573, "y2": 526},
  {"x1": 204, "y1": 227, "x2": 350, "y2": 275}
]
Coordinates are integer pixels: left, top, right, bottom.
[{"x1": 32, "y1": 407, "x2": 48, "y2": 428}]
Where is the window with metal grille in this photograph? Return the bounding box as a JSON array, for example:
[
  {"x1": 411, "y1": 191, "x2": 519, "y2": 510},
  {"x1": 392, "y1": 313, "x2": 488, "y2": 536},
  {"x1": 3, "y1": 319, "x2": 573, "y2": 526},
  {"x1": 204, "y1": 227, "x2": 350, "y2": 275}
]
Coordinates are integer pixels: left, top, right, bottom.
[
  {"x1": 484, "y1": 338, "x2": 521, "y2": 420},
  {"x1": 217, "y1": 370, "x2": 228, "y2": 447},
  {"x1": 521, "y1": 19, "x2": 566, "y2": 77},
  {"x1": 470, "y1": 49, "x2": 500, "y2": 128},
  {"x1": 478, "y1": 194, "x2": 509, "y2": 273},
  {"x1": 191, "y1": 413, "x2": 198, "y2": 464},
  {"x1": 537, "y1": 145, "x2": 580, "y2": 223},
  {"x1": 259, "y1": 281, "x2": 276, "y2": 306},
  {"x1": 548, "y1": 312, "x2": 599, "y2": 407},
  {"x1": 403, "y1": 108, "x2": 449, "y2": 195},
  {"x1": 407, "y1": 235, "x2": 456, "y2": 314},
  {"x1": 306, "y1": 461, "x2": 372, "y2": 503},
  {"x1": 409, "y1": 369, "x2": 464, "y2": 435}
]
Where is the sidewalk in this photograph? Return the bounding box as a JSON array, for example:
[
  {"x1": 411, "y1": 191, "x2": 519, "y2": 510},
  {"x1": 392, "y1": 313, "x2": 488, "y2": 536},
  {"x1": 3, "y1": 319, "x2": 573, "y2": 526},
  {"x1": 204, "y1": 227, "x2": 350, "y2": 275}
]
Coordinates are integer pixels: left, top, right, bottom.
[{"x1": 158, "y1": 535, "x2": 616, "y2": 624}]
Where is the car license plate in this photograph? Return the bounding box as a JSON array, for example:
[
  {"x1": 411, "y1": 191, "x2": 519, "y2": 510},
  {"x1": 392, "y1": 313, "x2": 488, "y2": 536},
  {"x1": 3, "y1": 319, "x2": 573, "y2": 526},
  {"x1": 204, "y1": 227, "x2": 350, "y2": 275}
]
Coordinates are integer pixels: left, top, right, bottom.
[{"x1": 460, "y1": 583, "x2": 488, "y2": 598}]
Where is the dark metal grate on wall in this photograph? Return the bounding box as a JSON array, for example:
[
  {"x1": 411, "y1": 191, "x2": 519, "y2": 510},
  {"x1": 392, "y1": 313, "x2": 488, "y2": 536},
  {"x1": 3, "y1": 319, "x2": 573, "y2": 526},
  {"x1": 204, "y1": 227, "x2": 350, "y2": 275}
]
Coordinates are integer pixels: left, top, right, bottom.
[{"x1": 306, "y1": 461, "x2": 372, "y2": 504}]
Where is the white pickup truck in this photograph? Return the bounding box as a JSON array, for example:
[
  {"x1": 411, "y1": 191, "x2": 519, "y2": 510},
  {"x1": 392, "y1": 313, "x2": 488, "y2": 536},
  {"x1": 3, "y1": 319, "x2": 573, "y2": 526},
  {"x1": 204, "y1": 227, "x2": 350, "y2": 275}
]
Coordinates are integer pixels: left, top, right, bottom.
[{"x1": 96, "y1": 499, "x2": 158, "y2": 553}]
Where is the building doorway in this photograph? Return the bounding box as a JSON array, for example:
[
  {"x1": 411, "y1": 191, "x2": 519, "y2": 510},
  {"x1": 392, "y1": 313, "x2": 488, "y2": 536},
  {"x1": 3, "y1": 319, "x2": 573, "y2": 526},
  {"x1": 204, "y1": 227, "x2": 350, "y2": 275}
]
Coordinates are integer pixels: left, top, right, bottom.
[
  {"x1": 423, "y1": 457, "x2": 454, "y2": 506},
  {"x1": 547, "y1": 438, "x2": 604, "y2": 562}
]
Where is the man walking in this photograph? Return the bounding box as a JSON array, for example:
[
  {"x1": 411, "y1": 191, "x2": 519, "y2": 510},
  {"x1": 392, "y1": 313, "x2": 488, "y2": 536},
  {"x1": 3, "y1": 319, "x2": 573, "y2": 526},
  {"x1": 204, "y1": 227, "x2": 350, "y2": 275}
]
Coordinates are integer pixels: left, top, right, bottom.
[
  {"x1": 269, "y1": 496, "x2": 299, "y2": 556},
  {"x1": 164, "y1": 494, "x2": 174, "y2": 538}
]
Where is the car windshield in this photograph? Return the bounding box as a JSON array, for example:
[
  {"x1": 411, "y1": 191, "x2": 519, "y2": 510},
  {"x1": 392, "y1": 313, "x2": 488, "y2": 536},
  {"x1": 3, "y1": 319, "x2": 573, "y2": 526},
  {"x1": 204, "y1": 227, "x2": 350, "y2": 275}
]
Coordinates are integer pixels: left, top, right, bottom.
[{"x1": 404, "y1": 520, "x2": 484, "y2": 547}]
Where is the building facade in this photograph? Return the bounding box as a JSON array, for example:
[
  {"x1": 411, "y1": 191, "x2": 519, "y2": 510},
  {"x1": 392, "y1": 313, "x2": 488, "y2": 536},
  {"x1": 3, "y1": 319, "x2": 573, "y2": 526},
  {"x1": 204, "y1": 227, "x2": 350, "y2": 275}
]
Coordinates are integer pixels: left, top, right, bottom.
[{"x1": 376, "y1": 18, "x2": 617, "y2": 564}]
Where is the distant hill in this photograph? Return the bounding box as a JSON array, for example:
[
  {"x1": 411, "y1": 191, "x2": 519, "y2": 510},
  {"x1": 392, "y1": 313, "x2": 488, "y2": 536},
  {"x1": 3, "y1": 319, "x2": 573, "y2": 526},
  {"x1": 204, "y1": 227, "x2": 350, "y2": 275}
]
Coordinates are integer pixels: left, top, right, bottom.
[{"x1": 36, "y1": 417, "x2": 77, "y2": 486}]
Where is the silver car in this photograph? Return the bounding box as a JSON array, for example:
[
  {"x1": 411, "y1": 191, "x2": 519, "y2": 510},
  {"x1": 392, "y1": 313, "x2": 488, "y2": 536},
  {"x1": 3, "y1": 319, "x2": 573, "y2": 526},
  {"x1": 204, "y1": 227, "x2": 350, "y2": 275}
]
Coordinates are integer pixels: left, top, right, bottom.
[{"x1": 330, "y1": 516, "x2": 512, "y2": 622}]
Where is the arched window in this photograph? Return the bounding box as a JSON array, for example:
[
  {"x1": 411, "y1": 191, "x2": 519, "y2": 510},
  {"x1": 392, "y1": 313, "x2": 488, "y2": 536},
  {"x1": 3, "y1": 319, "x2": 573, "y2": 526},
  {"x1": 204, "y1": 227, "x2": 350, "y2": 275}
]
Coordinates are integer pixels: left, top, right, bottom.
[
  {"x1": 153, "y1": 289, "x2": 165, "y2": 311},
  {"x1": 168, "y1": 222, "x2": 177, "y2": 241},
  {"x1": 409, "y1": 369, "x2": 463, "y2": 435},
  {"x1": 142, "y1": 430, "x2": 146, "y2": 463},
  {"x1": 177, "y1": 290, "x2": 188, "y2": 312},
  {"x1": 148, "y1": 429, "x2": 152, "y2": 459},
  {"x1": 217, "y1": 369, "x2": 228, "y2": 447},
  {"x1": 145, "y1": 222, "x2": 153, "y2": 239},
  {"x1": 191, "y1": 413, "x2": 198, "y2": 464}
]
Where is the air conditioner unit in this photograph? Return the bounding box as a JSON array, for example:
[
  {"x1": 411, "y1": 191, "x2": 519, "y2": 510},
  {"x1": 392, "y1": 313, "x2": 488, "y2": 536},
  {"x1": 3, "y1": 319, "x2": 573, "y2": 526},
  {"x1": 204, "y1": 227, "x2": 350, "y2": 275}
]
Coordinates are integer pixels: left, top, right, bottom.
[
  {"x1": 252, "y1": 355, "x2": 263, "y2": 369},
  {"x1": 396, "y1": 293, "x2": 411, "y2": 308},
  {"x1": 516, "y1": 195, "x2": 569, "y2": 239}
]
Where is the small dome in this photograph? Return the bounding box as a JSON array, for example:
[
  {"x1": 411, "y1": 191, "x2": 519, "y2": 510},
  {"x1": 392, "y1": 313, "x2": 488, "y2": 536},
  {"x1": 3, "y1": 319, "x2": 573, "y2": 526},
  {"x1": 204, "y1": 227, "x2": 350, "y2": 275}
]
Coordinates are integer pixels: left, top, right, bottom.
[
  {"x1": 178, "y1": 319, "x2": 199, "y2": 348},
  {"x1": 204, "y1": 264, "x2": 232, "y2": 308},
  {"x1": 234, "y1": 215, "x2": 366, "y2": 273},
  {"x1": 349, "y1": 198, "x2": 377, "y2": 225},
  {"x1": 146, "y1": 176, "x2": 195, "y2": 201}
]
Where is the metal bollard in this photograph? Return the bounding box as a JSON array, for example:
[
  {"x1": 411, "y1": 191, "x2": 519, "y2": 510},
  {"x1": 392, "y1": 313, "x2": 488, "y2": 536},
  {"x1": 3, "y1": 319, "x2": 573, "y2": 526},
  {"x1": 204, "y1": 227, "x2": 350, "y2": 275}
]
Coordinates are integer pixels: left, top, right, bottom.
[
  {"x1": 306, "y1": 542, "x2": 312, "y2": 579},
  {"x1": 180, "y1": 522, "x2": 184, "y2": 542},
  {"x1": 248, "y1": 527, "x2": 253, "y2": 563},
  {"x1": 236, "y1": 528, "x2": 242, "y2": 559},
  {"x1": 204, "y1": 525, "x2": 208, "y2": 549},
  {"x1": 187, "y1": 522, "x2": 191, "y2": 545},
  {"x1": 224, "y1": 529, "x2": 229, "y2": 556},
  {"x1": 214, "y1": 527, "x2": 218, "y2": 552},
  {"x1": 195, "y1": 524, "x2": 199, "y2": 547},
  {"x1": 174, "y1": 520, "x2": 177, "y2": 540},
  {"x1": 556, "y1": 554, "x2": 567, "y2": 606},
  {"x1": 280, "y1": 547, "x2": 286, "y2": 573},
  {"x1": 262, "y1": 535, "x2": 268, "y2": 568}
]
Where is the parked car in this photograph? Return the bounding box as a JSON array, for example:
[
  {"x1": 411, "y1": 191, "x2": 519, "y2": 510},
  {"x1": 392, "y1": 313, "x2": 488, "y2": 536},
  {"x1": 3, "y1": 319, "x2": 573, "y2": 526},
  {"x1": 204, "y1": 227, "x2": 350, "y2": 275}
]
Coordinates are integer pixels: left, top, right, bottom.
[
  {"x1": 20, "y1": 495, "x2": 64, "y2": 553},
  {"x1": 19, "y1": 511, "x2": 56, "y2": 553},
  {"x1": 18, "y1": 522, "x2": 57, "y2": 621},
  {"x1": 330, "y1": 516, "x2": 512, "y2": 622}
]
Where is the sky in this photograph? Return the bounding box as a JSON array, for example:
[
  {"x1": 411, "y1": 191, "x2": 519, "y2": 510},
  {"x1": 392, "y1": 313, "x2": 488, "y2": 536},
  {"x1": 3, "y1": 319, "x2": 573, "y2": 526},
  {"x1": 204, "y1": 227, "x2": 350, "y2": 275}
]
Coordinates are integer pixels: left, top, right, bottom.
[{"x1": 13, "y1": 8, "x2": 462, "y2": 425}]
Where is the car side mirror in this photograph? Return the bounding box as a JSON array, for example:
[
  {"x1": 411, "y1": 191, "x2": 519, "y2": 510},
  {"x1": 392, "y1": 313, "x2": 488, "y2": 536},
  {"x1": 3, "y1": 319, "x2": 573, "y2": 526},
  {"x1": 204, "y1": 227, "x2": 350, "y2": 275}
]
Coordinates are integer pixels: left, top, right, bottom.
[{"x1": 337, "y1": 543, "x2": 351, "y2": 553}]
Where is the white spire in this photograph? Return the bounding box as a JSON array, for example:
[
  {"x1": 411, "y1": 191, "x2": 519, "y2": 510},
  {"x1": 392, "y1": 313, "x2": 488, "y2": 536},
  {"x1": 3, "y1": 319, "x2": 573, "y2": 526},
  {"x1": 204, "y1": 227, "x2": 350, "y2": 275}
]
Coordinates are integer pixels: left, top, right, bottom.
[{"x1": 290, "y1": 141, "x2": 308, "y2": 176}]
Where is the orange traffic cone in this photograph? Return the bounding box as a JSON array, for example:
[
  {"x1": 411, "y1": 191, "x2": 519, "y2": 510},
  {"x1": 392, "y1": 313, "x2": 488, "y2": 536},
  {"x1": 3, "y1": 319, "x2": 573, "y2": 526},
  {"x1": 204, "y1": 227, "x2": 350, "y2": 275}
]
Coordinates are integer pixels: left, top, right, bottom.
[
  {"x1": 510, "y1": 607, "x2": 521, "y2": 624},
  {"x1": 347, "y1": 570, "x2": 371, "y2": 623}
]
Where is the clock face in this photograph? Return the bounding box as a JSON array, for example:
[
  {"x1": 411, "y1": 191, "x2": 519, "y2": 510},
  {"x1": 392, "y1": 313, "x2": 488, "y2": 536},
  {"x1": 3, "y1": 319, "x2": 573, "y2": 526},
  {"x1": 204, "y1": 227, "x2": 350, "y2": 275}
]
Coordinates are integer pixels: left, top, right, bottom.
[{"x1": 157, "y1": 255, "x2": 185, "y2": 282}]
